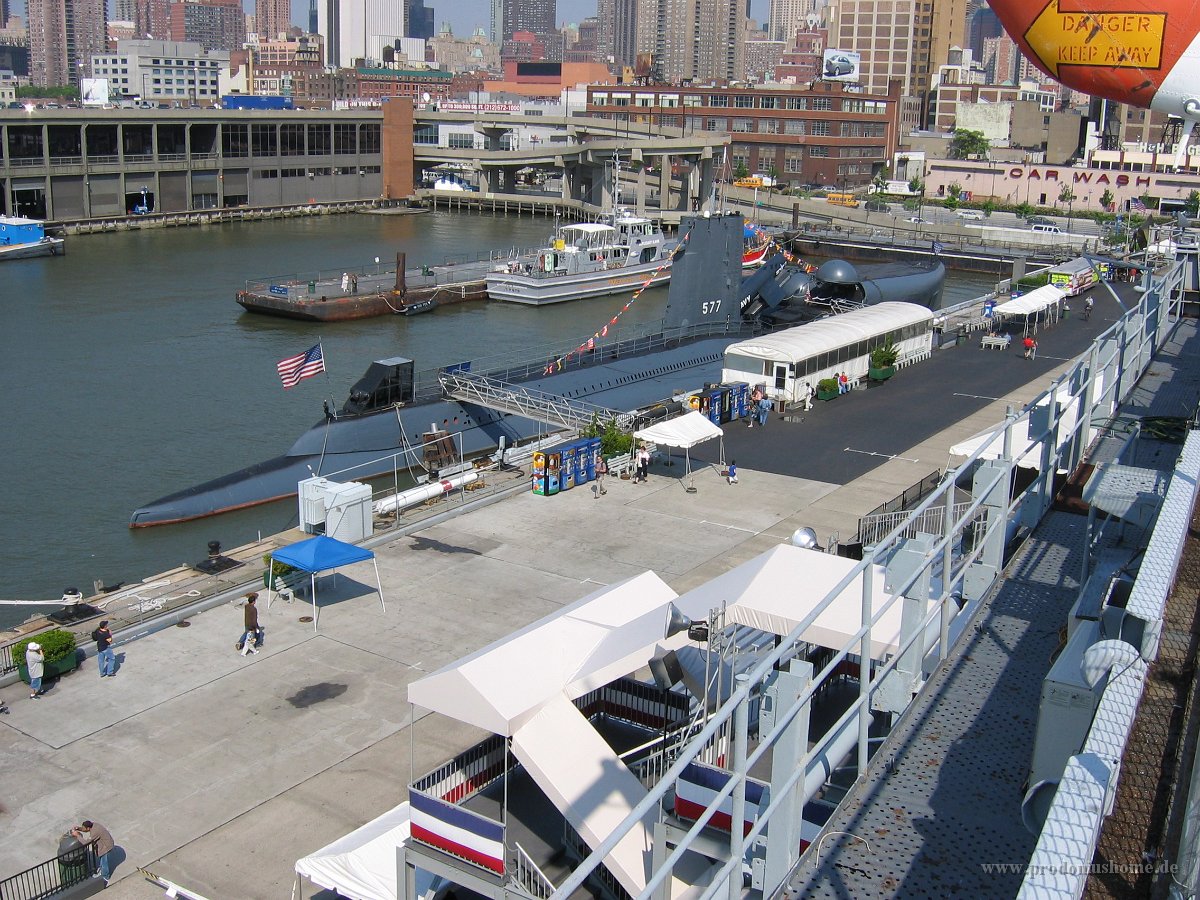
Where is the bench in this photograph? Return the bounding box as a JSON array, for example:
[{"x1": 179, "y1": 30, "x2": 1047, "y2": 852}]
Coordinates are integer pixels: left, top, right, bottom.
[
  {"x1": 980, "y1": 334, "x2": 1011, "y2": 350},
  {"x1": 264, "y1": 569, "x2": 308, "y2": 605}
]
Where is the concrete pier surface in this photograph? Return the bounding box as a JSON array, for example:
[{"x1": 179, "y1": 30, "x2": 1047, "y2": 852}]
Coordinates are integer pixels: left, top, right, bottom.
[{"x1": 0, "y1": 309, "x2": 1124, "y2": 898}]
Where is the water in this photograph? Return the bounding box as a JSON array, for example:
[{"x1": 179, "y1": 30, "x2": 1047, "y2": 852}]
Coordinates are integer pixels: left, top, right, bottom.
[{"x1": 0, "y1": 212, "x2": 993, "y2": 624}]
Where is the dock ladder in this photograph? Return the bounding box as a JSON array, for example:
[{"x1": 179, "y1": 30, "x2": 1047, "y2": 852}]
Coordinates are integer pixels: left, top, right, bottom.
[{"x1": 438, "y1": 371, "x2": 636, "y2": 432}]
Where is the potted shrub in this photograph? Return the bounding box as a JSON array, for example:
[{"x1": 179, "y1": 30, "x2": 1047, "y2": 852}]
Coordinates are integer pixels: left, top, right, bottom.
[
  {"x1": 816, "y1": 377, "x2": 840, "y2": 401},
  {"x1": 869, "y1": 343, "x2": 899, "y2": 381},
  {"x1": 12, "y1": 629, "x2": 79, "y2": 684},
  {"x1": 263, "y1": 554, "x2": 301, "y2": 590}
]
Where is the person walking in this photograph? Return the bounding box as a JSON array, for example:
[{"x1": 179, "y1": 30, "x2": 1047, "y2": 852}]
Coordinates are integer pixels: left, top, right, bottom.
[
  {"x1": 26, "y1": 641, "x2": 44, "y2": 699},
  {"x1": 92, "y1": 621, "x2": 115, "y2": 677},
  {"x1": 636, "y1": 445, "x2": 650, "y2": 483},
  {"x1": 71, "y1": 820, "x2": 116, "y2": 883},
  {"x1": 1029, "y1": 337, "x2": 1038, "y2": 360},
  {"x1": 340, "y1": 272, "x2": 350, "y2": 293},
  {"x1": 594, "y1": 456, "x2": 608, "y2": 499},
  {"x1": 748, "y1": 387, "x2": 763, "y2": 427},
  {"x1": 727, "y1": 459, "x2": 738, "y2": 485},
  {"x1": 1084, "y1": 296, "x2": 1094, "y2": 321},
  {"x1": 1022, "y1": 335, "x2": 1035, "y2": 359},
  {"x1": 802, "y1": 382, "x2": 814, "y2": 411},
  {"x1": 756, "y1": 394, "x2": 772, "y2": 427},
  {"x1": 350, "y1": 272, "x2": 359, "y2": 294},
  {"x1": 239, "y1": 593, "x2": 262, "y2": 655}
]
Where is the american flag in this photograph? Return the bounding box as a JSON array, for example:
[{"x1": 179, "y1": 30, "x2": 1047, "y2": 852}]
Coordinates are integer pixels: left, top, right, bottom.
[
  {"x1": 1130, "y1": 197, "x2": 1147, "y2": 212},
  {"x1": 277, "y1": 343, "x2": 325, "y2": 389},
  {"x1": 932, "y1": 240, "x2": 945, "y2": 255}
]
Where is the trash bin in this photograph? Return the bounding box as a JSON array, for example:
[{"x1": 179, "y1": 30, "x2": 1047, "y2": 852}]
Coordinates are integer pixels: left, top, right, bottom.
[
  {"x1": 307, "y1": 280, "x2": 316, "y2": 294},
  {"x1": 57, "y1": 831, "x2": 90, "y2": 882},
  {"x1": 956, "y1": 332, "x2": 969, "y2": 346}
]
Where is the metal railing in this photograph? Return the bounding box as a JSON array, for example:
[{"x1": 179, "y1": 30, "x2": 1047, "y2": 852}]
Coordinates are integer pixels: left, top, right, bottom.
[
  {"x1": 512, "y1": 843, "x2": 556, "y2": 899},
  {"x1": 550, "y1": 258, "x2": 1187, "y2": 900},
  {"x1": 440, "y1": 371, "x2": 635, "y2": 432},
  {"x1": 857, "y1": 500, "x2": 987, "y2": 548},
  {"x1": 0, "y1": 844, "x2": 97, "y2": 900}
]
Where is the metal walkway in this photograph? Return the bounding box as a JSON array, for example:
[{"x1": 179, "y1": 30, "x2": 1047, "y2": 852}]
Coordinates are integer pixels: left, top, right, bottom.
[
  {"x1": 439, "y1": 370, "x2": 637, "y2": 432},
  {"x1": 787, "y1": 319, "x2": 1200, "y2": 899}
]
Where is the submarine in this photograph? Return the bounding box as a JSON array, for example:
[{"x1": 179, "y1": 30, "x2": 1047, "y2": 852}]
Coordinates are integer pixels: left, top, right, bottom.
[{"x1": 130, "y1": 216, "x2": 945, "y2": 527}]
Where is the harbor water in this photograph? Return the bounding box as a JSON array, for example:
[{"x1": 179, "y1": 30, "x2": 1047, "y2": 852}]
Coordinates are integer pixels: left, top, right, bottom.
[{"x1": 0, "y1": 211, "x2": 993, "y2": 626}]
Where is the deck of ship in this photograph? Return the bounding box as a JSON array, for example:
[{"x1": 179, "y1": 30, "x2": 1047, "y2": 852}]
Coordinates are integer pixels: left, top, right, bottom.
[{"x1": 0, "y1": 281, "x2": 1191, "y2": 899}]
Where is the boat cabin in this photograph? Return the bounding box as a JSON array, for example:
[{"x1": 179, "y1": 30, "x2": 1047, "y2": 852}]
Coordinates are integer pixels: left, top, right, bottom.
[
  {"x1": 341, "y1": 357, "x2": 415, "y2": 415},
  {"x1": 0, "y1": 216, "x2": 46, "y2": 246}
]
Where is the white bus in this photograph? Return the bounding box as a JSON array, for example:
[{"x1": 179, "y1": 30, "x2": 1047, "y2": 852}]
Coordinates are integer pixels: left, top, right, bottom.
[
  {"x1": 721, "y1": 302, "x2": 935, "y2": 405},
  {"x1": 1047, "y1": 257, "x2": 1099, "y2": 297}
]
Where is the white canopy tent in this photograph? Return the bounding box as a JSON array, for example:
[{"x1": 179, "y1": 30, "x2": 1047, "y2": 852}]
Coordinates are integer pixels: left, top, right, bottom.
[
  {"x1": 949, "y1": 371, "x2": 1106, "y2": 470},
  {"x1": 674, "y1": 544, "x2": 916, "y2": 659},
  {"x1": 993, "y1": 284, "x2": 1066, "y2": 334},
  {"x1": 407, "y1": 571, "x2": 681, "y2": 736},
  {"x1": 294, "y1": 801, "x2": 440, "y2": 900},
  {"x1": 634, "y1": 411, "x2": 724, "y2": 491}
]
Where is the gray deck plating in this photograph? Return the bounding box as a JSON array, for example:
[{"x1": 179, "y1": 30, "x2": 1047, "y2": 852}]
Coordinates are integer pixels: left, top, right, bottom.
[{"x1": 788, "y1": 320, "x2": 1200, "y2": 899}]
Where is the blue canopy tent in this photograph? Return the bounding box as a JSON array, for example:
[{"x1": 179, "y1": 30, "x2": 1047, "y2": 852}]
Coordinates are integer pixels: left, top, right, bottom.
[{"x1": 267, "y1": 535, "x2": 385, "y2": 630}]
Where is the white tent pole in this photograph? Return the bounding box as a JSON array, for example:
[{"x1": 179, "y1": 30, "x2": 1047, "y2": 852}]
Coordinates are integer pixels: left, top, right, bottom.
[
  {"x1": 311, "y1": 572, "x2": 318, "y2": 631},
  {"x1": 373, "y1": 558, "x2": 385, "y2": 614}
]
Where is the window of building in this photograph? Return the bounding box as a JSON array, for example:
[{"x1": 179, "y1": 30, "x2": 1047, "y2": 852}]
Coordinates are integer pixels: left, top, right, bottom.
[
  {"x1": 708, "y1": 94, "x2": 729, "y2": 107},
  {"x1": 759, "y1": 96, "x2": 777, "y2": 109},
  {"x1": 335, "y1": 122, "x2": 359, "y2": 152},
  {"x1": 360, "y1": 124, "x2": 380, "y2": 154},
  {"x1": 811, "y1": 121, "x2": 830, "y2": 136},
  {"x1": 784, "y1": 119, "x2": 805, "y2": 135},
  {"x1": 784, "y1": 96, "x2": 807, "y2": 110},
  {"x1": 812, "y1": 97, "x2": 832, "y2": 111},
  {"x1": 222, "y1": 123, "x2": 248, "y2": 158},
  {"x1": 251, "y1": 123, "x2": 277, "y2": 156},
  {"x1": 784, "y1": 150, "x2": 803, "y2": 173},
  {"x1": 307, "y1": 124, "x2": 330, "y2": 155},
  {"x1": 734, "y1": 94, "x2": 753, "y2": 108},
  {"x1": 448, "y1": 133, "x2": 475, "y2": 148},
  {"x1": 280, "y1": 124, "x2": 305, "y2": 156},
  {"x1": 731, "y1": 118, "x2": 755, "y2": 132},
  {"x1": 809, "y1": 146, "x2": 829, "y2": 157}
]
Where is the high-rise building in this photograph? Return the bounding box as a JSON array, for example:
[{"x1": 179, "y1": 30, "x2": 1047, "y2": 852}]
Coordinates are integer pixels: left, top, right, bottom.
[
  {"x1": 596, "y1": 0, "x2": 637, "y2": 67},
  {"x1": 767, "y1": 0, "x2": 817, "y2": 44},
  {"x1": 256, "y1": 0, "x2": 292, "y2": 40},
  {"x1": 318, "y1": 0, "x2": 406, "y2": 67},
  {"x1": 169, "y1": 0, "x2": 246, "y2": 52},
  {"x1": 407, "y1": 0, "x2": 434, "y2": 40},
  {"x1": 27, "y1": 0, "x2": 106, "y2": 86},
  {"x1": 652, "y1": 0, "x2": 748, "y2": 83},
  {"x1": 501, "y1": 0, "x2": 554, "y2": 41},
  {"x1": 92, "y1": 39, "x2": 227, "y2": 101}
]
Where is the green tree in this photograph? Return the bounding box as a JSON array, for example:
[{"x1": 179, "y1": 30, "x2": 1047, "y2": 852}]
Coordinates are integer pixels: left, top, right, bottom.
[
  {"x1": 733, "y1": 162, "x2": 750, "y2": 181},
  {"x1": 982, "y1": 199, "x2": 996, "y2": 218},
  {"x1": 767, "y1": 165, "x2": 781, "y2": 200},
  {"x1": 1100, "y1": 188, "x2": 1115, "y2": 212},
  {"x1": 948, "y1": 128, "x2": 990, "y2": 159},
  {"x1": 1057, "y1": 183, "x2": 1076, "y2": 207},
  {"x1": 1186, "y1": 190, "x2": 1200, "y2": 216},
  {"x1": 1015, "y1": 201, "x2": 1033, "y2": 220}
]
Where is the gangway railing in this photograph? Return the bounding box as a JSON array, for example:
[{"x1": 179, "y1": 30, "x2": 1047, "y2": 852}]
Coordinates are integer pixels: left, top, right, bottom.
[
  {"x1": 439, "y1": 370, "x2": 636, "y2": 432},
  {"x1": 512, "y1": 842, "x2": 555, "y2": 899}
]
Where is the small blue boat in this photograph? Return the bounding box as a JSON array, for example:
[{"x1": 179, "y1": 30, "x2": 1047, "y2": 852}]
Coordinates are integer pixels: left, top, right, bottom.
[{"x1": 0, "y1": 216, "x2": 65, "y2": 261}]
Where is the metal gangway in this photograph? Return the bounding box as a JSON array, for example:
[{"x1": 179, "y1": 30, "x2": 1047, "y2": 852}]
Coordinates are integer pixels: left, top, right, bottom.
[{"x1": 439, "y1": 370, "x2": 636, "y2": 432}]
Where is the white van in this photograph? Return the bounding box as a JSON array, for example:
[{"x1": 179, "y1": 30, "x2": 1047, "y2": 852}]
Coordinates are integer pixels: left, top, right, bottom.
[{"x1": 1031, "y1": 223, "x2": 1062, "y2": 234}]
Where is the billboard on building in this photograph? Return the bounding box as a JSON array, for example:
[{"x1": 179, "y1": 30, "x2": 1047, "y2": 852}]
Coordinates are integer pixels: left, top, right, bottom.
[
  {"x1": 81, "y1": 78, "x2": 109, "y2": 106},
  {"x1": 822, "y1": 49, "x2": 861, "y2": 82}
]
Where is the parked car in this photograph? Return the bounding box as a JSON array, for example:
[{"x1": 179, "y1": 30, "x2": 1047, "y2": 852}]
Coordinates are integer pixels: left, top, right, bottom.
[{"x1": 956, "y1": 210, "x2": 984, "y2": 220}]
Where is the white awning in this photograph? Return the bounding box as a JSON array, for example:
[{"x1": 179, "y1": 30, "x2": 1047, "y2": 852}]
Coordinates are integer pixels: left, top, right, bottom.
[
  {"x1": 295, "y1": 801, "x2": 430, "y2": 900},
  {"x1": 949, "y1": 372, "x2": 1105, "y2": 469},
  {"x1": 675, "y1": 544, "x2": 914, "y2": 659},
  {"x1": 407, "y1": 571, "x2": 680, "y2": 735},
  {"x1": 634, "y1": 411, "x2": 723, "y2": 449},
  {"x1": 993, "y1": 284, "x2": 1065, "y2": 316},
  {"x1": 723, "y1": 302, "x2": 932, "y2": 365}
]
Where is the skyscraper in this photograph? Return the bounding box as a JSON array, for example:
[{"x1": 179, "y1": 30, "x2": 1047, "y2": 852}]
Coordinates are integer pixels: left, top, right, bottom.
[
  {"x1": 597, "y1": 0, "x2": 637, "y2": 68},
  {"x1": 652, "y1": 0, "x2": 747, "y2": 83},
  {"x1": 767, "y1": 0, "x2": 817, "y2": 44},
  {"x1": 256, "y1": 0, "x2": 292, "y2": 40},
  {"x1": 501, "y1": 0, "x2": 555, "y2": 40},
  {"x1": 27, "y1": 0, "x2": 107, "y2": 86},
  {"x1": 318, "y1": 0, "x2": 406, "y2": 67}
]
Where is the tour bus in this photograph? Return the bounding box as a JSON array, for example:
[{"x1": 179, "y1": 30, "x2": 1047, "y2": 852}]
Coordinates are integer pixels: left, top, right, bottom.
[
  {"x1": 721, "y1": 302, "x2": 934, "y2": 405},
  {"x1": 1048, "y1": 257, "x2": 1099, "y2": 297},
  {"x1": 825, "y1": 193, "x2": 860, "y2": 208}
]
